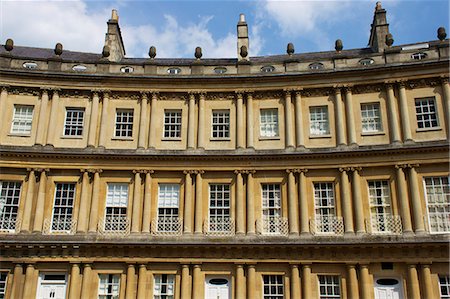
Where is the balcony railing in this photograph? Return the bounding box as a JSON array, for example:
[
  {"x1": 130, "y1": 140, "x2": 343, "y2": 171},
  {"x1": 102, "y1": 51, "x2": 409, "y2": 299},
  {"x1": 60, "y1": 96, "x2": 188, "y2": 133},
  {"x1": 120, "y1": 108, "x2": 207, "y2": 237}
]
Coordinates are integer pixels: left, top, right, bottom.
[
  {"x1": 257, "y1": 216, "x2": 289, "y2": 236},
  {"x1": 43, "y1": 218, "x2": 77, "y2": 235},
  {"x1": 151, "y1": 216, "x2": 182, "y2": 236},
  {"x1": 367, "y1": 214, "x2": 402, "y2": 235},
  {"x1": 310, "y1": 215, "x2": 344, "y2": 235},
  {"x1": 0, "y1": 216, "x2": 20, "y2": 233},
  {"x1": 203, "y1": 217, "x2": 235, "y2": 236},
  {"x1": 98, "y1": 216, "x2": 130, "y2": 237}
]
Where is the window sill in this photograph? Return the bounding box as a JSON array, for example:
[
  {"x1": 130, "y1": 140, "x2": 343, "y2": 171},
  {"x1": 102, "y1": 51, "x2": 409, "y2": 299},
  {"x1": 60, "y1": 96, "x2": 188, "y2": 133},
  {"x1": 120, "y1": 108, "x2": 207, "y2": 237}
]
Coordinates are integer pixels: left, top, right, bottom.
[
  {"x1": 111, "y1": 137, "x2": 134, "y2": 141},
  {"x1": 309, "y1": 134, "x2": 332, "y2": 139},
  {"x1": 361, "y1": 131, "x2": 385, "y2": 136},
  {"x1": 162, "y1": 138, "x2": 182, "y2": 141},
  {"x1": 61, "y1": 135, "x2": 83, "y2": 139},
  {"x1": 416, "y1": 126, "x2": 442, "y2": 132},
  {"x1": 259, "y1": 136, "x2": 280, "y2": 141},
  {"x1": 210, "y1": 138, "x2": 231, "y2": 142},
  {"x1": 8, "y1": 133, "x2": 31, "y2": 137}
]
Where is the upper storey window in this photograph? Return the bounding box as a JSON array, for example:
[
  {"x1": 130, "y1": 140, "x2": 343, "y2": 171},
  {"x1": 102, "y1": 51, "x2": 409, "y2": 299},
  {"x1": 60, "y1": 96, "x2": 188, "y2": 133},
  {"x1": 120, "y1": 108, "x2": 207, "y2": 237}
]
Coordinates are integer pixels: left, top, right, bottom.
[
  {"x1": 163, "y1": 110, "x2": 182, "y2": 139},
  {"x1": 11, "y1": 105, "x2": 34, "y2": 135},
  {"x1": 314, "y1": 182, "x2": 336, "y2": 234},
  {"x1": 154, "y1": 274, "x2": 175, "y2": 299},
  {"x1": 157, "y1": 184, "x2": 180, "y2": 233},
  {"x1": 318, "y1": 275, "x2": 341, "y2": 299},
  {"x1": 211, "y1": 110, "x2": 230, "y2": 139},
  {"x1": 260, "y1": 109, "x2": 279, "y2": 138},
  {"x1": 104, "y1": 183, "x2": 129, "y2": 233},
  {"x1": 167, "y1": 67, "x2": 181, "y2": 75},
  {"x1": 64, "y1": 108, "x2": 85, "y2": 136},
  {"x1": 214, "y1": 67, "x2": 227, "y2": 74},
  {"x1": 208, "y1": 184, "x2": 231, "y2": 233},
  {"x1": 22, "y1": 61, "x2": 38, "y2": 69},
  {"x1": 361, "y1": 103, "x2": 382, "y2": 133},
  {"x1": 263, "y1": 275, "x2": 284, "y2": 299},
  {"x1": 115, "y1": 109, "x2": 134, "y2": 138},
  {"x1": 411, "y1": 52, "x2": 427, "y2": 60},
  {"x1": 415, "y1": 97, "x2": 439, "y2": 129},
  {"x1": 424, "y1": 176, "x2": 450, "y2": 233},
  {"x1": 0, "y1": 181, "x2": 21, "y2": 232},
  {"x1": 359, "y1": 58, "x2": 374, "y2": 66},
  {"x1": 120, "y1": 66, "x2": 134, "y2": 73},
  {"x1": 309, "y1": 62, "x2": 324, "y2": 70},
  {"x1": 98, "y1": 274, "x2": 120, "y2": 299},
  {"x1": 309, "y1": 106, "x2": 330, "y2": 136},
  {"x1": 50, "y1": 183, "x2": 76, "y2": 233},
  {"x1": 261, "y1": 65, "x2": 275, "y2": 73}
]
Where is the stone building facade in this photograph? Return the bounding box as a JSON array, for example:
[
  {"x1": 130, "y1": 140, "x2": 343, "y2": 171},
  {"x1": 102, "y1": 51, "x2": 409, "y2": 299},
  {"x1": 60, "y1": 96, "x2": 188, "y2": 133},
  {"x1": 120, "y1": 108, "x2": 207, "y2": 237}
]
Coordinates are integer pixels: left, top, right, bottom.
[{"x1": 0, "y1": 3, "x2": 449, "y2": 299}]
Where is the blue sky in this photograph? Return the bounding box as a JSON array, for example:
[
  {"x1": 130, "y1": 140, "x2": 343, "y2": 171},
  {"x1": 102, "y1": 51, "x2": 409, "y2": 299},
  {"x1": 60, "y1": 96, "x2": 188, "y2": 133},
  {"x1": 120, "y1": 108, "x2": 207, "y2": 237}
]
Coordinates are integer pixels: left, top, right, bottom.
[{"x1": 0, "y1": 0, "x2": 449, "y2": 58}]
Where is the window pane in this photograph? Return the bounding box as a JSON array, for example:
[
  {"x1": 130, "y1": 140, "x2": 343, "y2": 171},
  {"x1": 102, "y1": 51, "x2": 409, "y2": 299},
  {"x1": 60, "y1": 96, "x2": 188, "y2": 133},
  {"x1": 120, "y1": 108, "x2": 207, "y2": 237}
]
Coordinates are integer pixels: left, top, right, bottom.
[
  {"x1": 310, "y1": 106, "x2": 329, "y2": 135},
  {"x1": 11, "y1": 105, "x2": 34, "y2": 134}
]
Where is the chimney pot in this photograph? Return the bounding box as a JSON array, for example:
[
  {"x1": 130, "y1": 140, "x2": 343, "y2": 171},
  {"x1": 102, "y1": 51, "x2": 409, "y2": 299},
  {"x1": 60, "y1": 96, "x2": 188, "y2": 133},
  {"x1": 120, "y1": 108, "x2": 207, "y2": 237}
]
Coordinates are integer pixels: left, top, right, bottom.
[
  {"x1": 111, "y1": 9, "x2": 119, "y2": 21},
  {"x1": 239, "y1": 14, "x2": 246, "y2": 23}
]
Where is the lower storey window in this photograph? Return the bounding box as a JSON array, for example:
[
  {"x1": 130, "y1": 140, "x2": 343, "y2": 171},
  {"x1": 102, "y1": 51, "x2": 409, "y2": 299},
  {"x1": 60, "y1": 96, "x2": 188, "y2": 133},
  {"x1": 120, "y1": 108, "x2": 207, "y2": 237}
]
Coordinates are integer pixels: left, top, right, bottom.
[
  {"x1": 440, "y1": 275, "x2": 450, "y2": 299},
  {"x1": 154, "y1": 274, "x2": 175, "y2": 299},
  {"x1": 0, "y1": 272, "x2": 7, "y2": 299},
  {"x1": 263, "y1": 275, "x2": 284, "y2": 298},
  {"x1": 98, "y1": 274, "x2": 120, "y2": 299},
  {"x1": 318, "y1": 275, "x2": 341, "y2": 299},
  {"x1": 424, "y1": 176, "x2": 450, "y2": 233}
]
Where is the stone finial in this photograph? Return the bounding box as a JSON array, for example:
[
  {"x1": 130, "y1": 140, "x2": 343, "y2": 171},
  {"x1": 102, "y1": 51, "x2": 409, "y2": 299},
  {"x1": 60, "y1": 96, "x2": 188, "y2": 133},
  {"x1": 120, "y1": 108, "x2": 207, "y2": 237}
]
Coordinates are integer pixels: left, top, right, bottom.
[
  {"x1": 102, "y1": 45, "x2": 110, "y2": 58},
  {"x1": 375, "y1": 1, "x2": 382, "y2": 11},
  {"x1": 287, "y1": 43, "x2": 294, "y2": 55},
  {"x1": 195, "y1": 46, "x2": 202, "y2": 59},
  {"x1": 240, "y1": 45, "x2": 248, "y2": 58},
  {"x1": 149, "y1": 46, "x2": 156, "y2": 59},
  {"x1": 335, "y1": 39, "x2": 343, "y2": 52},
  {"x1": 438, "y1": 27, "x2": 447, "y2": 41},
  {"x1": 54, "y1": 43, "x2": 63, "y2": 56},
  {"x1": 111, "y1": 9, "x2": 119, "y2": 21},
  {"x1": 4, "y1": 39, "x2": 13, "y2": 51},
  {"x1": 239, "y1": 13, "x2": 246, "y2": 23},
  {"x1": 385, "y1": 33, "x2": 394, "y2": 47}
]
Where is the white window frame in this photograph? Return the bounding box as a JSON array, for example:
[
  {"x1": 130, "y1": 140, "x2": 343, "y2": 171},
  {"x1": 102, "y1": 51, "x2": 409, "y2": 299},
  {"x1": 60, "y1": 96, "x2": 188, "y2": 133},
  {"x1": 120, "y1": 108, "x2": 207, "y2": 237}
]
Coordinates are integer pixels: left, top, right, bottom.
[
  {"x1": 0, "y1": 181, "x2": 21, "y2": 232},
  {"x1": 104, "y1": 183, "x2": 129, "y2": 231},
  {"x1": 318, "y1": 275, "x2": 341, "y2": 299},
  {"x1": 261, "y1": 184, "x2": 281, "y2": 219},
  {"x1": 368, "y1": 180, "x2": 392, "y2": 232},
  {"x1": 211, "y1": 110, "x2": 230, "y2": 139},
  {"x1": 154, "y1": 274, "x2": 175, "y2": 299},
  {"x1": 309, "y1": 106, "x2": 330, "y2": 136},
  {"x1": 208, "y1": 184, "x2": 231, "y2": 231},
  {"x1": 415, "y1": 97, "x2": 439, "y2": 129},
  {"x1": 0, "y1": 272, "x2": 7, "y2": 299},
  {"x1": 98, "y1": 274, "x2": 120, "y2": 299},
  {"x1": 439, "y1": 275, "x2": 450, "y2": 299},
  {"x1": 361, "y1": 103, "x2": 382, "y2": 133},
  {"x1": 424, "y1": 176, "x2": 450, "y2": 233},
  {"x1": 51, "y1": 183, "x2": 76, "y2": 232},
  {"x1": 157, "y1": 184, "x2": 180, "y2": 232},
  {"x1": 314, "y1": 182, "x2": 336, "y2": 233},
  {"x1": 10, "y1": 105, "x2": 34, "y2": 135},
  {"x1": 260, "y1": 109, "x2": 279, "y2": 138},
  {"x1": 163, "y1": 110, "x2": 182, "y2": 139},
  {"x1": 64, "y1": 108, "x2": 85, "y2": 136},
  {"x1": 115, "y1": 109, "x2": 134, "y2": 138},
  {"x1": 262, "y1": 275, "x2": 284, "y2": 299}
]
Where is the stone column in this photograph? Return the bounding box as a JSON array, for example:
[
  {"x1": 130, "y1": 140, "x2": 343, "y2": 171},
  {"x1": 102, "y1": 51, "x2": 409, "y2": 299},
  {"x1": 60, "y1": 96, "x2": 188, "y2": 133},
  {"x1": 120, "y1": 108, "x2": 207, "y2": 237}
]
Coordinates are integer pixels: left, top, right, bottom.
[
  {"x1": 407, "y1": 165, "x2": 425, "y2": 233},
  {"x1": 125, "y1": 264, "x2": 136, "y2": 299},
  {"x1": 236, "y1": 93, "x2": 244, "y2": 149},
  {"x1": 284, "y1": 91, "x2": 295, "y2": 148},
  {"x1": 246, "y1": 93, "x2": 254, "y2": 148},
  {"x1": 138, "y1": 92, "x2": 149, "y2": 149},
  {"x1": 137, "y1": 264, "x2": 147, "y2": 299},
  {"x1": 301, "y1": 264, "x2": 312, "y2": 299},
  {"x1": 287, "y1": 170, "x2": 299, "y2": 235},
  {"x1": 351, "y1": 168, "x2": 365, "y2": 234},
  {"x1": 21, "y1": 169, "x2": 35, "y2": 232},
  {"x1": 246, "y1": 171, "x2": 256, "y2": 234},
  {"x1": 35, "y1": 89, "x2": 50, "y2": 145},
  {"x1": 441, "y1": 78, "x2": 450, "y2": 139},
  {"x1": 339, "y1": 168, "x2": 354, "y2": 234},
  {"x1": 80, "y1": 264, "x2": 92, "y2": 299},
  {"x1": 347, "y1": 264, "x2": 359, "y2": 299},
  {"x1": 194, "y1": 171, "x2": 204, "y2": 234},
  {"x1": 197, "y1": 93, "x2": 206, "y2": 149},
  {"x1": 334, "y1": 88, "x2": 347, "y2": 146},
  {"x1": 88, "y1": 170, "x2": 102, "y2": 233},
  {"x1": 98, "y1": 91, "x2": 110, "y2": 147},
  {"x1": 68, "y1": 263, "x2": 81, "y2": 299},
  {"x1": 46, "y1": 89, "x2": 60, "y2": 146},
  {"x1": 142, "y1": 171, "x2": 153, "y2": 233},
  {"x1": 183, "y1": 171, "x2": 193, "y2": 234},
  {"x1": 298, "y1": 169, "x2": 310, "y2": 235},
  {"x1": 180, "y1": 264, "x2": 191, "y2": 299},
  {"x1": 87, "y1": 91, "x2": 100, "y2": 147},
  {"x1": 247, "y1": 265, "x2": 256, "y2": 299},
  {"x1": 395, "y1": 165, "x2": 413, "y2": 233},
  {"x1": 236, "y1": 264, "x2": 245, "y2": 299},
  {"x1": 22, "y1": 264, "x2": 35, "y2": 299},
  {"x1": 344, "y1": 87, "x2": 357, "y2": 145},
  {"x1": 77, "y1": 170, "x2": 91, "y2": 233},
  {"x1": 385, "y1": 84, "x2": 402, "y2": 144},
  {"x1": 235, "y1": 170, "x2": 245, "y2": 234},
  {"x1": 359, "y1": 264, "x2": 371, "y2": 299},
  {"x1": 187, "y1": 93, "x2": 196, "y2": 149},
  {"x1": 420, "y1": 264, "x2": 433, "y2": 299},
  {"x1": 0, "y1": 87, "x2": 8, "y2": 133},
  {"x1": 398, "y1": 82, "x2": 413, "y2": 142},
  {"x1": 191, "y1": 264, "x2": 202, "y2": 299},
  {"x1": 10, "y1": 263, "x2": 23, "y2": 299},
  {"x1": 148, "y1": 92, "x2": 158, "y2": 149},
  {"x1": 290, "y1": 265, "x2": 301, "y2": 299},
  {"x1": 294, "y1": 91, "x2": 305, "y2": 148},
  {"x1": 131, "y1": 171, "x2": 143, "y2": 233},
  {"x1": 32, "y1": 168, "x2": 49, "y2": 232},
  {"x1": 407, "y1": 264, "x2": 421, "y2": 299}
]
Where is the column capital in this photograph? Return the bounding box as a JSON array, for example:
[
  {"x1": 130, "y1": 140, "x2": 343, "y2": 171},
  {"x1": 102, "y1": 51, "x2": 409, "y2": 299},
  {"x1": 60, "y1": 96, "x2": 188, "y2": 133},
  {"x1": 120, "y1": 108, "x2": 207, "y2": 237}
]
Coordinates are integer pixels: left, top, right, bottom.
[
  {"x1": 180, "y1": 264, "x2": 190, "y2": 268},
  {"x1": 397, "y1": 80, "x2": 408, "y2": 88},
  {"x1": 343, "y1": 85, "x2": 354, "y2": 93},
  {"x1": 192, "y1": 170, "x2": 205, "y2": 175},
  {"x1": 33, "y1": 168, "x2": 50, "y2": 173},
  {"x1": 235, "y1": 91, "x2": 244, "y2": 98},
  {"x1": 90, "y1": 90, "x2": 100, "y2": 98},
  {"x1": 395, "y1": 164, "x2": 408, "y2": 169},
  {"x1": 350, "y1": 166, "x2": 362, "y2": 172},
  {"x1": 406, "y1": 163, "x2": 420, "y2": 169},
  {"x1": 333, "y1": 85, "x2": 344, "y2": 91},
  {"x1": 39, "y1": 88, "x2": 49, "y2": 97},
  {"x1": 339, "y1": 167, "x2": 352, "y2": 172},
  {"x1": 183, "y1": 170, "x2": 196, "y2": 175},
  {"x1": 0, "y1": 85, "x2": 10, "y2": 93},
  {"x1": 138, "y1": 264, "x2": 147, "y2": 269},
  {"x1": 235, "y1": 169, "x2": 255, "y2": 175},
  {"x1": 290, "y1": 168, "x2": 308, "y2": 174},
  {"x1": 133, "y1": 169, "x2": 151, "y2": 174},
  {"x1": 87, "y1": 169, "x2": 103, "y2": 174},
  {"x1": 440, "y1": 76, "x2": 449, "y2": 84},
  {"x1": 359, "y1": 263, "x2": 370, "y2": 269}
]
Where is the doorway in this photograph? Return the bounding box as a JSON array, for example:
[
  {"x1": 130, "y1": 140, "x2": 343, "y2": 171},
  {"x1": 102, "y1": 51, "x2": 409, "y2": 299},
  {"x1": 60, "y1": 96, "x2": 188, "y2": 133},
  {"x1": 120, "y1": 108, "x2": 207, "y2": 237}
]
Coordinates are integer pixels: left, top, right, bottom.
[
  {"x1": 374, "y1": 277, "x2": 404, "y2": 299},
  {"x1": 205, "y1": 276, "x2": 230, "y2": 299},
  {"x1": 37, "y1": 273, "x2": 67, "y2": 299}
]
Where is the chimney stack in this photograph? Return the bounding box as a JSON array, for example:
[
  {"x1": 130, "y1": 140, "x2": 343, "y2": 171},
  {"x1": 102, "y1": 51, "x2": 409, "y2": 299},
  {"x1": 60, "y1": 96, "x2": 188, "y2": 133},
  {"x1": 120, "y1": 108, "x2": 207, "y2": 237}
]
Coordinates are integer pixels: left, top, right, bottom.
[
  {"x1": 103, "y1": 9, "x2": 125, "y2": 62},
  {"x1": 237, "y1": 13, "x2": 249, "y2": 62},
  {"x1": 368, "y1": 2, "x2": 391, "y2": 52}
]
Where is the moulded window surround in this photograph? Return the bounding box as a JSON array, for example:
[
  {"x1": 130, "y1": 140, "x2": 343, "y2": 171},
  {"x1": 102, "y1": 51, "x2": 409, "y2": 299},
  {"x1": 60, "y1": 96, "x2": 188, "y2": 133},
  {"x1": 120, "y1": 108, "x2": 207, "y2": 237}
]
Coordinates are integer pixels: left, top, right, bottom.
[
  {"x1": 368, "y1": 180, "x2": 394, "y2": 233},
  {"x1": 154, "y1": 274, "x2": 175, "y2": 299},
  {"x1": 318, "y1": 275, "x2": 341, "y2": 299},
  {"x1": 309, "y1": 106, "x2": 330, "y2": 136},
  {"x1": 10, "y1": 105, "x2": 34, "y2": 135},
  {"x1": 64, "y1": 108, "x2": 85, "y2": 136},
  {"x1": 104, "y1": 183, "x2": 128, "y2": 232},
  {"x1": 424, "y1": 176, "x2": 450, "y2": 233},
  {"x1": 359, "y1": 58, "x2": 375, "y2": 66},
  {"x1": 211, "y1": 110, "x2": 230, "y2": 139},
  {"x1": 163, "y1": 110, "x2": 182, "y2": 139},
  {"x1": 0, "y1": 181, "x2": 21, "y2": 232},
  {"x1": 115, "y1": 109, "x2": 134, "y2": 138},
  {"x1": 411, "y1": 52, "x2": 428, "y2": 60},
  {"x1": 167, "y1": 68, "x2": 181, "y2": 75},
  {"x1": 0, "y1": 272, "x2": 6, "y2": 299},
  {"x1": 415, "y1": 97, "x2": 439, "y2": 129},
  {"x1": 208, "y1": 184, "x2": 231, "y2": 232},
  {"x1": 157, "y1": 184, "x2": 180, "y2": 232},
  {"x1": 120, "y1": 66, "x2": 134, "y2": 73},
  {"x1": 361, "y1": 103, "x2": 382, "y2": 133},
  {"x1": 263, "y1": 275, "x2": 284, "y2": 299},
  {"x1": 214, "y1": 67, "x2": 227, "y2": 74},
  {"x1": 51, "y1": 183, "x2": 76, "y2": 232},
  {"x1": 309, "y1": 62, "x2": 324, "y2": 70},
  {"x1": 314, "y1": 182, "x2": 336, "y2": 233},
  {"x1": 439, "y1": 275, "x2": 450, "y2": 299},
  {"x1": 22, "y1": 61, "x2": 38, "y2": 69},
  {"x1": 261, "y1": 65, "x2": 275, "y2": 73},
  {"x1": 260, "y1": 109, "x2": 279, "y2": 138},
  {"x1": 98, "y1": 274, "x2": 120, "y2": 299}
]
